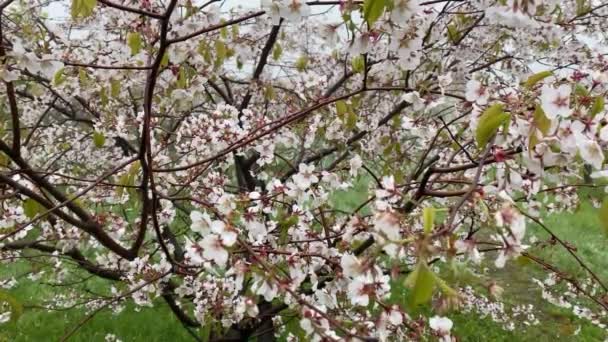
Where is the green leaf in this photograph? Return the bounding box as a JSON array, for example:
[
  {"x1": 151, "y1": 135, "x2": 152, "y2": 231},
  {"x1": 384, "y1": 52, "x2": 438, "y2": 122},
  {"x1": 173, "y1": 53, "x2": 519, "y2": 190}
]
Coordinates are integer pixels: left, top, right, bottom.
[
  {"x1": 272, "y1": 43, "x2": 283, "y2": 61},
  {"x1": 127, "y1": 32, "x2": 142, "y2": 56},
  {"x1": 53, "y1": 68, "x2": 66, "y2": 86},
  {"x1": 524, "y1": 70, "x2": 552, "y2": 88},
  {"x1": 362, "y1": 0, "x2": 387, "y2": 27},
  {"x1": 110, "y1": 78, "x2": 121, "y2": 98},
  {"x1": 264, "y1": 85, "x2": 275, "y2": 100},
  {"x1": 100, "y1": 86, "x2": 108, "y2": 107},
  {"x1": 213, "y1": 40, "x2": 227, "y2": 69},
  {"x1": 423, "y1": 207, "x2": 435, "y2": 235},
  {"x1": 215, "y1": 40, "x2": 227, "y2": 61},
  {"x1": 447, "y1": 24, "x2": 460, "y2": 44},
  {"x1": 590, "y1": 96, "x2": 605, "y2": 118},
  {"x1": 23, "y1": 198, "x2": 44, "y2": 219},
  {"x1": 220, "y1": 25, "x2": 228, "y2": 40},
  {"x1": 93, "y1": 131, "x2": 105, "y2": 148},
  {"x1": 475, "y1": 103, "x2": 510, "y2": 148},
  {"x1": 295, "y1": 55, "x2": 308, "y2": 72},
  {"x1": 533, "y1": 105, "x2": 551, "y2": 135},
  {"x1": 599, "y1": 197, "x2": 608, "y2": 236},
  {"x1": 351, "y1": 55, "x2": 365, "y2": 74},
  {"x1": 574, "y1": 84, "x2": 589, "y2": 97},
  {"x1": 116, "y1": 161, "x2": 140, "y2": 198},
  {"x1": 346, "y1": 111, "x2": 357, "y2": 130},
  {"x1": 0, "y1": 152, "x2": 8, "y2": 167},
  {"x1": 576, "y1": 0, "x2": 588, "y2": 15},
  {"x1": 176, "y1": 66, "x2": 187, "y2": 89},
  {"x1": 0, "y1": 290, "x2": 23, "y2": 324},
  {"x1": 78, "y1": 68, "x2": 89, "y2": 85},
  {"x1": 336, "y1": 100, "x2": 348, "y2": 119},
  {"x1": 160, "y1": 52, "x2": 170, "y2": 68},
  {"x1": 404, "y1": 262, "x2": 436, "y2": 307},
  {"x1": 71, "y1": 0, "x2": 97, "y2": 19}
]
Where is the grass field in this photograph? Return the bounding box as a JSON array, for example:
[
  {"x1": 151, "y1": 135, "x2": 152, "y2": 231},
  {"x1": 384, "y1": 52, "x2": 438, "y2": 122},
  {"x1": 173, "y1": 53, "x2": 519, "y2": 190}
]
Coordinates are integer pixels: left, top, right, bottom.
[{"x1": 2, "y1": 197, "x2": 607, "y2": 341}]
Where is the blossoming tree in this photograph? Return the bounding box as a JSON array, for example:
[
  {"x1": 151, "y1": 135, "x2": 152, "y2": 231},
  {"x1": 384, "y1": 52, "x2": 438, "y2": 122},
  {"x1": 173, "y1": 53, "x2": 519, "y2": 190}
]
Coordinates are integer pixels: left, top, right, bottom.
[{"x1": 2, "y1": 0, "x2": 608, "y2": 340}]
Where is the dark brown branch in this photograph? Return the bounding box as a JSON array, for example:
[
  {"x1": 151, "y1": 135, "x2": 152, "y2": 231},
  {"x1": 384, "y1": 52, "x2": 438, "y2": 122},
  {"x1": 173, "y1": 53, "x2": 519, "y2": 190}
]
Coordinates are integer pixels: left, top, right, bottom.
[{"x1": 97, "y1": 0, "x2": 164, "y2": 19}]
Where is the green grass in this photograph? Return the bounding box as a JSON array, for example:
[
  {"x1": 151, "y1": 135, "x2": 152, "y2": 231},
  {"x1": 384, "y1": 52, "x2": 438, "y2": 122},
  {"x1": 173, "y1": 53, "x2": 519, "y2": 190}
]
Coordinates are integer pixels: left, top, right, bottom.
[
  {"x1": 0, "y1": 281, "x2": 192, "y2": 342},
  {"x1": 449, "y1": 201, "x2": 608, "y2": 341},
  {"x1": 2, "y1": 197, "x2": 608, "y2": 341}
]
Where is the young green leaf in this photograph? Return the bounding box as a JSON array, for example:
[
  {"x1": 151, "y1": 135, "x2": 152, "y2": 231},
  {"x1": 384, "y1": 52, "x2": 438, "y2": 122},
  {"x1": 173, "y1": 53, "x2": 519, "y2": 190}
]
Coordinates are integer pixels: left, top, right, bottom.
[
  {"x1": 346, "y1": 111, "x2": 358, "y2": 130},
  {"x1": 423, "y1": 207, "x2": 435, "y2": 235},
  {"x1": 336, "y1": 100, "x2": 348, "y2": 119},
  {"x1": 404, "y1": 262, "x2": 436, "y2": 307},
  {"x1": 524, "y1": 70, "x2": 552, "y2": 89},
  {"x1": 71, "y1": 0, "x2": 97, "y2": 19},
  {"x1": 127, "y1": 32, "x2": 142, "y2": 55},
  {"x1": 599, "y1": 197, "x2": 608, "y2": 236},
  {"x1": 363, "y1": 0, "x2": 387, "y2": 27},
  {"x1": 23, "y1": 198, "x2": 44, "y2": 219},
  {"x1": 110, "y1": 78, "x2": 121, "y2": 98},
  {"x1": 533, "y1": 105, "x2": 551, "y2": 135},
  {"x1": 295, "y1": 55, "x2": 308, "y2": 72},
  {"x1": 590, "y1": 96, "x2": 605, "y2": 118},
  {"x1": 351, "y1": 55, "x2": 365, "y2": 74},
  {"x1": 93, "y1": 131, "x2": 105, "y2": 148},
  {"x1": 475, "y1": 103, "x2": 510, "y2": 148},
  {"x1": 272, "y1": 43, "x2": 283, "y2": 61},
  {"x1": 447, "y1": 24, "x2": 460, "y2": 44},
  {"x1": 53, "y1": 68, "x2": 66, "y2": 86}
]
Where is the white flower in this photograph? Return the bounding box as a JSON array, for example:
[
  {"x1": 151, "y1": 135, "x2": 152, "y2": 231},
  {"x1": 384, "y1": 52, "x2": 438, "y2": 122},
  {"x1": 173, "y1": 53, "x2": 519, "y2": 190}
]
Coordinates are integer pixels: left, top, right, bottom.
[
  {"x1": 465, "y1": 79, "x2": 489, "y2": 105},
  {"x1": 438, "y1": 72, "x2": 453, "y2": 94},
  {"x1": 190, "y1": 210, "x2": 213, "y2": 235},
  {"x1": 349, "y1": 154, "x2": 363, "y2": 177},
  {"x1": 247, "y1": 220, "x2": 267, "y2": 242},
  {"x1": 38, "y1": 56, "x2": 63, "y2": 79},
  {"x1": 254, "y1": 140, "x2": 275, "y2": 166},
  {"x1": 279, "y1": 0, "x2": 310, "y2": 22},
  {"x1": 253, "y1": 275, "x2": 278, "y2": 301},
  {"x1": 375, "y1": 211, "x2": 401, "y2": 241},
  {"x1": 540, "y1": 84, "x2": 572, "y2": 119},
  {"x1": 216, "y1": 193, "x2": 235, "y2": 215},
  {"x1": 185, "y1": 239, "x2": 204, "y2": 265},
  {"x1": 261, "y1": 0, "x2": 282, "y2": 25},
  {"x1": 340, "y1": 253, "x2": 363, "y2": 279},
  {"x1": 558, "y1": 120, "x2": 585, "y2": 154},
  {"x1": 293, "y1": 163, "x2": 318, "y2": 190},
  {"x1": 201, "y1": 234, "x2": 229, "y2": 266},
  {"x1": 454, "y1": 239, "x2": 482, "y2": 264},
  {"x1": 349, "y1": 33, "x2": 373, "y2": 55},
  {"x1": 238, "y1": 297, "x2": 259, "y2": 318},
  {"x1": 300, "y1": 317, "x2": 315, "y2": 335},
  {"x1": 402, "y1": 91, "x2": 425, "y2": 111},
  {"x1": 375, "y1": 175, "x2": 399, "y2": 202},
  {"x1": 0, "y1": 67, "x2": 18, "y2": 82},
  {"x1": 429, "y1": 316, "x2": 453, "y2": 335},
  {"x1": 390, "y1": 0, "x2": 420, "y2": 23},
  {"x1": 591, "y1": 170, "x2": 608, "y2": 178},
  {"x1": 495, "y1": 241, "x2": 524, "y2": 268},
  {"x1": 495, "y1": 204, "x2": 526, "y2": 241},
  {"x1": 578, "y1": 138, "x2": 604, "y2": 169},
  {"x1": 210, "y1": 220, "x2": 237, "y2": 247},
  {"x1": 387, "y1": 308, "x2": 403, "y2": 325},
  {"x1": 494, "y1": 203, "x2": 527, "y2": 268},
  {"x1": 600, "y1": 125, "x2": 608, "y2": 142},
  {"x1": 319, "y1": 23, "x2": 340, "y2": 45},
  {"x1": 347, "y1": 277, "x2": 369, "y2": 306}
]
